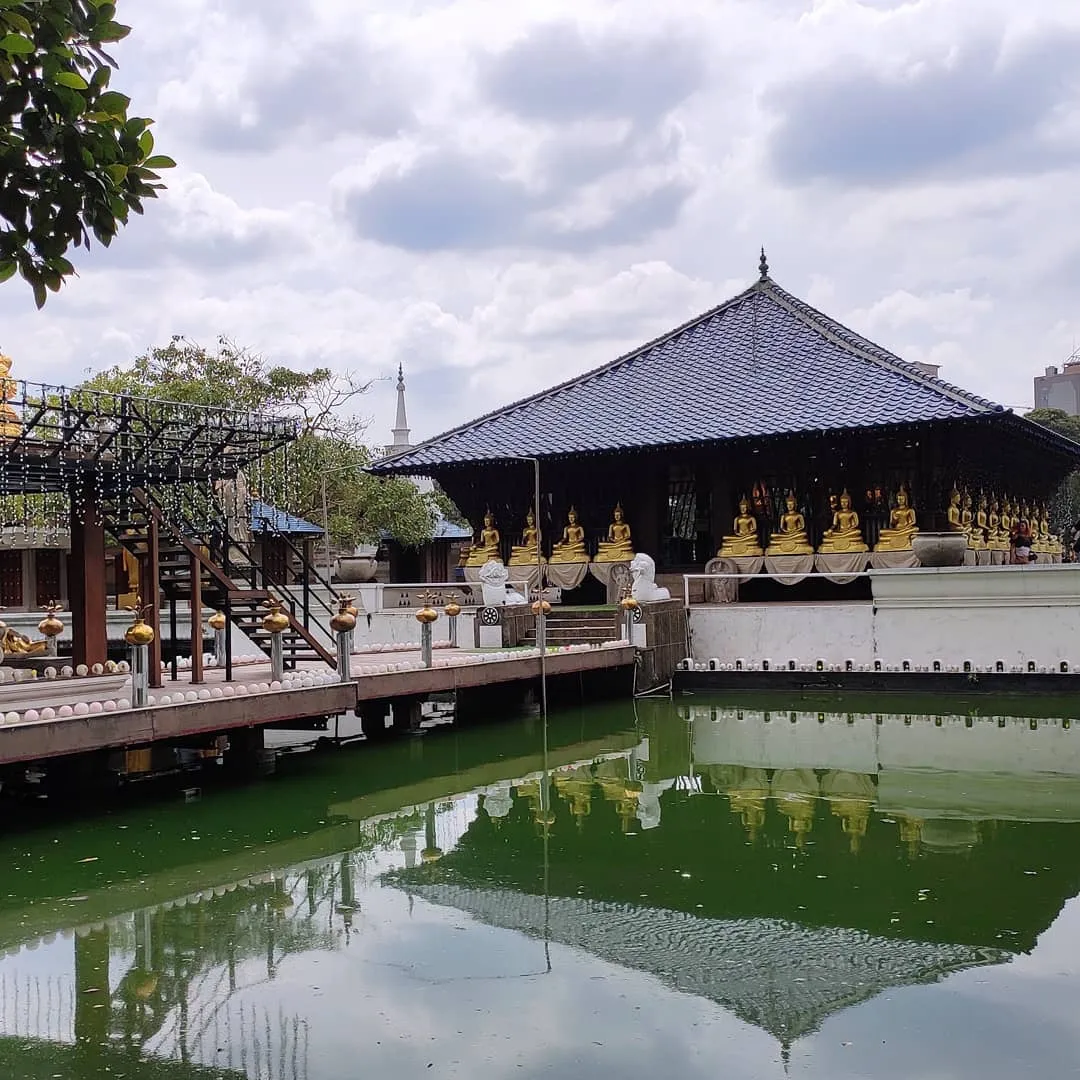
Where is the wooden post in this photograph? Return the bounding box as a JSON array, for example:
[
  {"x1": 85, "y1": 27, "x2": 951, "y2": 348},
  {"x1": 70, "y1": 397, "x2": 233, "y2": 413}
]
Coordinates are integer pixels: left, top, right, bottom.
[
  {"x1": 190, "y1": 552, "x2": 203, "y2": 684},
  {"x1": 147, "y1": 519, "x2": 163, "y2": 688},
  {"x1": 69, "y1": 496, "x2": 107, "y2": 669}
]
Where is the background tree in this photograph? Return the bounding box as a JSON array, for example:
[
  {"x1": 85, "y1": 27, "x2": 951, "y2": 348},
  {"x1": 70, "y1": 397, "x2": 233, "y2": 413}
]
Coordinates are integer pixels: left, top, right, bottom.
[
  {"x1": 1025, "y1": 408, "x2": 1080, "y2": 545},
  {"x1": 84, "y1": 337, "x2": 452, "y2": 549},
  {"x1": 0, "y1": 0, "x2": 173, "y2": 306}
]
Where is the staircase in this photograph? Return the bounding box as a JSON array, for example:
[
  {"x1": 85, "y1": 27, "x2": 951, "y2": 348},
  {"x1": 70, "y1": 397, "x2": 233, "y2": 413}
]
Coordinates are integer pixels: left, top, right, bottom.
[
  {"x1": 523, "y1": 609, "x2": 622, "y2": 647},
  {"x1": 103, "y1": 488, "x2": 338, "y2": 671}
]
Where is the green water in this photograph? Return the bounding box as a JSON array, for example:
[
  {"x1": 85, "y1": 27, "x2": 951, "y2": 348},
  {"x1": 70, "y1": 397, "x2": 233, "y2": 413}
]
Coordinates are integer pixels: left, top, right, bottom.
[{"x1": 2, "y1": 696, "x2": 1080, "y2": 1079}]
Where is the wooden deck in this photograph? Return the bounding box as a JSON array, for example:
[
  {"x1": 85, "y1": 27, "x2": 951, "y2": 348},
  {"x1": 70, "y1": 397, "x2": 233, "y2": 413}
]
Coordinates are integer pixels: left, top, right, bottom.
[{"x1": 0, "y1": 645, "x2": 636, "y2": 767}]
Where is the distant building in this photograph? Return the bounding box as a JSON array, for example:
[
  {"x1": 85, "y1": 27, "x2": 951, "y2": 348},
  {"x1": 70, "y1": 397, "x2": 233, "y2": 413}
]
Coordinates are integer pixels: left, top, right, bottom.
[{"x1": 1034, "y1": 354, "x2": 1080, "y2": 416}]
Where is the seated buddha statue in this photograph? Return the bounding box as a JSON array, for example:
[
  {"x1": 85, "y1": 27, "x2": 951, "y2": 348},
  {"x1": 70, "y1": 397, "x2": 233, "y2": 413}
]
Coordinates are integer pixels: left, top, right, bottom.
[
  {"x1": 946, "y1": 488, "x2": 964, "y2": 532},
  {"x1": 718, "y1": 496, "x2": 763, "y2": 557},
  {"x1": 874, "y1": 485, "x2": 918, "y2": 551},
  {"x1": 0, "y1": 625, "x2": 47, "y2": 657},
  {"x1": 961, "y1": 492, "x2": 984, "y2": 549},
  {"x1": 974, "y1": 494, "x2": 990, "y2": 548},
  {"x1": 765, "y1": 493, "x2": 812, "y2": 556},
  {"x1": 464, "y1": 510, "x2": 502, "y2": 567},
  {"x1": 1000, "y1": 498, "x2": 1014, "y2": 540},
  {"x1": 987, "y1": 496, "x2": 1006, "y2": 549},
  {"x1": 817, "y1": 490, "x2": 868, "y2": 553},
  {"x1": 595, "y1": 503, "x2": 634, "y2": 562},
  {"x1": 549, "y1": 507, "x2": 588, "y2": 563},
  {"x1": 508, "y1": 509, "x2": 543, "y2": 565}
]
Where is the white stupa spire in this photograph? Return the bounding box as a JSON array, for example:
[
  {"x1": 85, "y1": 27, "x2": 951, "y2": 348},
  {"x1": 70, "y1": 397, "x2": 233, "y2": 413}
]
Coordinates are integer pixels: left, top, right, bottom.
[{"x1": 391, "y1": 363, "x2": 411, "y2": 451}]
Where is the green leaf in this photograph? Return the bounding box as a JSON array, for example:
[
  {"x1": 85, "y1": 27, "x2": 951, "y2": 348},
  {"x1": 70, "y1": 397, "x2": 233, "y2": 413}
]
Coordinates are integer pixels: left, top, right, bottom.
[
  {"x1": 95, "y1": 90, "x2": 130, "y2": 115},
  {"x1": 53, "y1": 71, "x2": 89, "y2": 89},
  {"x1": 0, "y1": 33, "x2": 34, "y2": 54},
  {"x1": 95, "y1": 21, "x2": 130, "y2": 43},
  {"x1": 31, "y1": 278, "x2": 46, "y2": 308},
  {"x1": 138, "y1": 129, "x2": 153, "y2": 156},
  {"x1": 0, "y1": 260, "x2": 15, "y2": 283},
  {"x1": 106, "y1": 163, "x2": 126, "y2": 182},
  {"x1": 142, "y1": 154, "x2": 176, "y2": 169}
]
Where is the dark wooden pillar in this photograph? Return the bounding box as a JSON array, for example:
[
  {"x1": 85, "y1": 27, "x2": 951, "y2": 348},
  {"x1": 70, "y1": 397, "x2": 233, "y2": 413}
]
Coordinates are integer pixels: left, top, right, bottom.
[
  {"x1": 190, "y1": 552, "x2": 204, "y2": 684},
  {"x1": 70, "y1": 496, "x2": 107, "y2": 668},
  {"x1": 147, "y1": 520, "x2": 162, "y2": 688}
]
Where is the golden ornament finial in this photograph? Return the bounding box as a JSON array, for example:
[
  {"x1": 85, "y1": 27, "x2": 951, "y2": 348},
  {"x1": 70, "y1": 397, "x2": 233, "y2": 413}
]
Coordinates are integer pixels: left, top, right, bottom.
[{"x1": 0, "y1": 350, "x2": 20, "y2": 438}]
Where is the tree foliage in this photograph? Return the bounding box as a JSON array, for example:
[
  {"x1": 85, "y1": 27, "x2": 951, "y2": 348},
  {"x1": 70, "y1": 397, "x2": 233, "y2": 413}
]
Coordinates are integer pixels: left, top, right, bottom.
[
  {"x1": 83, "y1": 337, "x2": 446, "y2": 549},
  {"x1": 1026, "y1": 408, "x2": 1080, "y2": 541},
  {"x1": 0, "y1": 0, "x2": 173, "y2": 306},
  {"x1": 1025, "y1": 408, "x2": 1080, "y2": 443}
]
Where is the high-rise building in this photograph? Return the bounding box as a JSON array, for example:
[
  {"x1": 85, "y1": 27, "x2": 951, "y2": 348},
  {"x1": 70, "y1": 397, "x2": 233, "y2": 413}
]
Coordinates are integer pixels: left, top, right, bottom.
[{"x1": 1034, "y1": 352, "x2": 1080, "y2": 416}]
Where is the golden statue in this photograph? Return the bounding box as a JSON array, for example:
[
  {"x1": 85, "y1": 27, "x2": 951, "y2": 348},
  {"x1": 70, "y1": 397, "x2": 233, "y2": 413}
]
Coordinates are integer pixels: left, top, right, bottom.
[
  {"x1": 946, "y1": 487, "x2": 963, "y2": 532},
  {"x1": 508, "y1": 508, "x2": 542, "y2": 565},
  {"x1": 987, "y1": 496, "x2": 1007, "y2": 550},
  {"x1": 874, "y1": 486, "x2": 918, "y2": 552},
  {"x1": 974, "y1": 493, "x2": 990, "y2": 548},
  {"x1": 595, "y1": 503, "x2": 634, "y2": 562},
  {"x1": 0, "y1": 353, "x2": 21, "y2": 438},
  {"x1": 718, "y1": 496, "x2": 763, "y2": 557},
  {"x1": 960, "y1": 491, "x2": 983, "y2": 548},
  {"x1": 464, "y1": 509, "x2": 502, "y2": 567},
  {"x1": 1000, "y1": 497, "x2": 1014, "y2": 538},
  {"x1": 817, "y1": 490, "x2": 867, "y2": 553},
  {"x1": 0, "y1": 624, "x2": 48, "y2": 657},
  {"x1": 765, "y1": 492, "x2": 812, "y2": 555},
  {"x1": 549, "y1": 507, "x2": 588, "y2": 563}
]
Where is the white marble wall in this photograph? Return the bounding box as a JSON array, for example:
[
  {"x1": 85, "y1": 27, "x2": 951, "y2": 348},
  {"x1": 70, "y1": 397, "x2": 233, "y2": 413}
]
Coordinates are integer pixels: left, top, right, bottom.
[{"x1": 688, "y1": 564, "x2": 1080, "y2": 669}]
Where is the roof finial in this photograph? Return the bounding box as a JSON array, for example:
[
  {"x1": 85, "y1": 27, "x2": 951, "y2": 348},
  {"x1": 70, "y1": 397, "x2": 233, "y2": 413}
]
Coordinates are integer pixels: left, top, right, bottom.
[
  {"x1": 391, "y1": 363, "x2": 410, "y2": 451},
  {"x1": 397, "y1": 362, "x2": 404, "y2": 388},
  {"x1": 759, "y1": 246, "x2": 769, "y2": 281}
]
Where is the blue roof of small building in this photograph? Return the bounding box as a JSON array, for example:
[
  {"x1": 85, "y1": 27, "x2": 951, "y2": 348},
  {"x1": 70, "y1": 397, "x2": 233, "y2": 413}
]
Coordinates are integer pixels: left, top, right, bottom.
[
  {"x1": 250, "y1": 499, "x2": 323, "y2": 536},
  {"x1": 373, "y1": 274, "x2": 1006, "y2": 472}
]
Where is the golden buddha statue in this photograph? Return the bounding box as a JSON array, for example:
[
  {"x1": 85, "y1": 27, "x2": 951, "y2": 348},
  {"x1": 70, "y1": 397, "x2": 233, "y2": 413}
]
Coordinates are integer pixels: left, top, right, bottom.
[
  {"x1": 765, "y1": 492, "x2": 812, "y2": 555},
  {"x1": 961, "y1": 491, "x2": 984, "y2": 548},
  {"x1": 594, "y1": 503, "x2": 634, "y2": 562},
  {"x1": 463, "y1": 509, "x2": 502, "y2": 567},
  {"x1": 0, "y1": 625, "x2": 47, "y2": 657},
  {"x1": 0, "y1": 353, "x2": 21, "y2": 438},
  {"x1": 974, "y1": 493, "x2": 990, "y2": 547},
  {"x1": 507, "y1": 508, "x2": 542, "y2": 565},
  {"x1": 946, "y1": 487, "x2": 963, "y2": 532},
  {"x1": 549, "y1": 507, "x2": 588, "y2": 563},
  {"x1": 987, "y1": 496, "x2": 1007, "y2": 550},
  {"x1": 817, "y1": 490, "x2": 867, "y2": 554},
  {"x1": 718, "y1": 496, "x2": 763, "y2": 557},
  {"x1": 874, "y1": 485, "x2": 918, "y2": 551},
  {"x1": 1000, "y1": 497, "x2": 1014, "y2": 539}
]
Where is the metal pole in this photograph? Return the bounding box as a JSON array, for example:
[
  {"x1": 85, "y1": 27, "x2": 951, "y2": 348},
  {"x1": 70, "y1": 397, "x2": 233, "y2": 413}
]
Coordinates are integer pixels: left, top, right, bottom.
[
  {"x1": 421, "y1": 621, "x2": 433, "y2": 669},
  {"x1": 214, "y1": 626, "x2": 226, "y2": 663},
  {"x1": 131, "y1": 643, "x2": 149, "y2": 708},
  {"x1": 336, "y1": 629, "x2": 351, "y2": 683},
  {"x1": 269, "y1": 631, "x2": 284, "y2": 683},
  {"x1": 534, "y1": 457, "x2": 547, "y2": 723},
  {"x1": 448, "y1": 612, "x2": 458, "y2": 648},
  {"x1": 322, "y1": 474, "x2": 332, "y2": 585}
]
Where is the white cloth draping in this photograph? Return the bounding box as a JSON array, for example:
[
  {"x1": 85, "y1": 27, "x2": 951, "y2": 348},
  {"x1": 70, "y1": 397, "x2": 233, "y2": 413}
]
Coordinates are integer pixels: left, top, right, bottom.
[
  {"x1": 814, "y1": 551, "x2": 870, "y2": 584},
  {"x1": 764, "y1": 553, "x2": 814, "y2": 585},
  {"x1": 506, "y1": 562, "x2": 543, "y2": 595},
  {"x1": 963, "y1": 549, "x2": 977, "y2": 566},
  {"x1": 545, "y1": 562, "x2": 589, "y2": 590},
  {"x1": 869, "y1": 550, "x2": 919, "y2": 570},
  {"x1": 588, "y1": 560, "x2": 630, "y2": 588},
  {"x1": 989, "y1": 549, "x2": 1007, "y2": 566},
  {"x1": 973, "y1": 549, "x2": 991, "y2": 566}
]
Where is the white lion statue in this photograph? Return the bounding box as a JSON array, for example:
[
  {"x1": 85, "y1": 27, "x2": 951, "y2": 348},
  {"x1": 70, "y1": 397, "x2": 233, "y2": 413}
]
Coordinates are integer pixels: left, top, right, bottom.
[
  {"x1": 478, "y1": 559, "x2": 526, "y2": 606},
  {"x1": 630, "y1": 552, "x2": 670, "y2": 602}
]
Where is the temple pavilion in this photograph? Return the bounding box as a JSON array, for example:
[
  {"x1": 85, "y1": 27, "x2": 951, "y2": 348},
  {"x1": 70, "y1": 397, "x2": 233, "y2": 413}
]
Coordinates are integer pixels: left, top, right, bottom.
[{"x1": 373, "y1": 255, "x2": 1080, "y2": 595}]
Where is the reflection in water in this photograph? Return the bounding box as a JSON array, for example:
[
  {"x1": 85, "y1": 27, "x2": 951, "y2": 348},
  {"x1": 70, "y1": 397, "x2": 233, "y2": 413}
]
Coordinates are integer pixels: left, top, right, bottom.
[{"x1": 1, "y1": 701, "x2": 1080, "y2": 1077}]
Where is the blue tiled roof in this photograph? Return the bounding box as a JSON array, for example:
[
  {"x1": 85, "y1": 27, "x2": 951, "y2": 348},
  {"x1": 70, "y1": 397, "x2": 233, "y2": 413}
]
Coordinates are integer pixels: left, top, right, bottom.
[
  {"x1": 251, "y1": 499, "x2": 323, "y2": 536},
  {"x1": 374, "y1": 276, "x2": 1005, "y2": 472}
]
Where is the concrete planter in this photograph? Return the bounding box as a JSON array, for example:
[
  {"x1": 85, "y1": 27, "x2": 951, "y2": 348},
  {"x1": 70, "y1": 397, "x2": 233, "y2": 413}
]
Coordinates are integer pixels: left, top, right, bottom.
[
  {"x1": 910, "y1": 532, "x2": 967, "y2": 567},
  {"x1": 335, "y1": 556, "x2": 379, "y2": 583}
]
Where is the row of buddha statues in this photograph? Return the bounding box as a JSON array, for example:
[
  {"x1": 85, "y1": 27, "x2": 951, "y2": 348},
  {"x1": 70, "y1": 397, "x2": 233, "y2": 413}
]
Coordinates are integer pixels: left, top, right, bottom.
[
  {"x1": 717, "y1": 485, "x2": 1064, "y2": 558},
  {"x1": 945, "y1": 488, "x2": 1062, "y2": 554},
  {"x1": 462, "y1": 504, "x2": 634, "y2": 567},
  {"x1": 718, "y1": 488, "x2": 912, "y2": 557}
]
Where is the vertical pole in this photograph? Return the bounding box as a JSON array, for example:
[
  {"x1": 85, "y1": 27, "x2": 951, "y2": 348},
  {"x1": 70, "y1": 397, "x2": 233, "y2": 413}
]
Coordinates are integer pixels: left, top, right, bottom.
[
  {"x1": 269, "y1": 631, "x2": 284, "y2": 683},
  {"x1": 69, "y1": 495, "x2": 107, "y2": 669},
  {"x1": 336, "y1": 629, "x2": 352, "y2": 683},
  {"x1": 534, "y1": 458, "x2": 547, "y2": 723},
  {"x1": 223, "y1": 597, "x2": 233, "y2": 682},
  {"x1": 190, "y1": 553, "x2": 203, "y2": 684},
  {"x1": 147, "y1": 519, "x2": 162, "y2": 688},
  {"x1": 448, "y1": 613, "x2": 458, "y2": 648},
  {"x1": 169, "y1": 588, "x2": 178, "y2": 682},
  {"x1": 214, "y1": 626, "x2": 226, "y2": 663},
  {"x1": 131, "y1": 643, "x2": 150, "y2": 708},
  {"x1": 302, "y1": 538, "x2": 312, "y2": 630},
  {"x1": 421, "y1": 621, "x2": 433, "y2": 669},
  {"x1": 322, "y1": 475, "x2": 332, "y2": 584}
]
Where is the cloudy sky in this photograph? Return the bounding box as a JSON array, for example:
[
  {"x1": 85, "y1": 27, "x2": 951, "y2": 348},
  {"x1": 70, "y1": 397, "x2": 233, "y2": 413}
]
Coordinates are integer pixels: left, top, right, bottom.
[{"x1": 4, "y1": 0, "x2": 1080, "y2": 443}]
